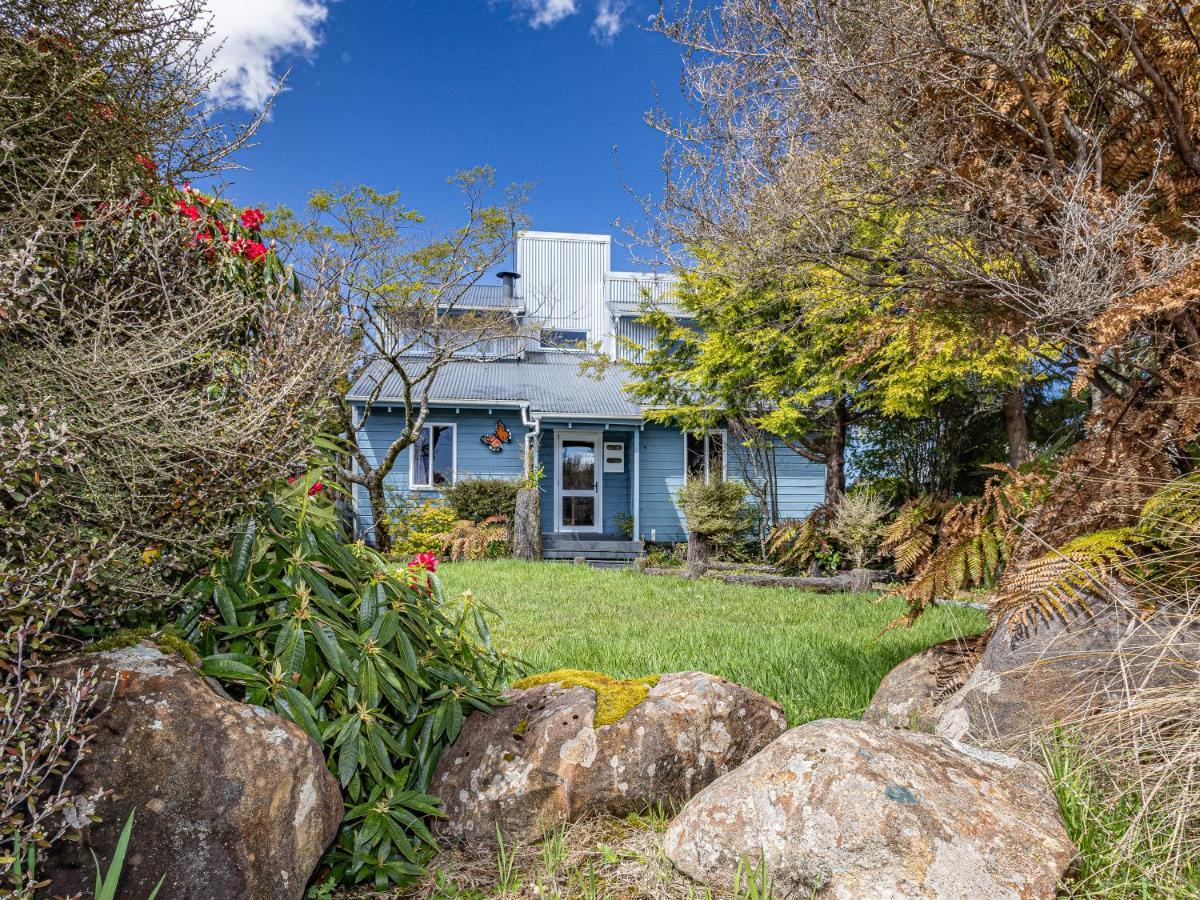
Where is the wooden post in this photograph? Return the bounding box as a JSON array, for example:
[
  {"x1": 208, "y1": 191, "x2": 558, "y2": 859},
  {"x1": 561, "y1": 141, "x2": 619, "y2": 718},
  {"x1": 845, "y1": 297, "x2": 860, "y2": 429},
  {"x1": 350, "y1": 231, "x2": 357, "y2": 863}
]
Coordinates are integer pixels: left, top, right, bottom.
[{"x1": 512, "y1": 486, "x2": 541, "y2": 561}]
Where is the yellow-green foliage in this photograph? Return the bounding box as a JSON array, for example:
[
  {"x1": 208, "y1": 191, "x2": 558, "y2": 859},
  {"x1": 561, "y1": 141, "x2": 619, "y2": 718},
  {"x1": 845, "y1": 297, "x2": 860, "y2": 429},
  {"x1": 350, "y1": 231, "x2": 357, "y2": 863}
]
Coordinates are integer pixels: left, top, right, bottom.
[
  {"x1": 513, "y1": 669, "x2": 661, "y2": 726},
  {"x1": 385, "y1": 500, "x2": 459, "y2": 557},
  {"x1": 86, "y1": 627, "x2": 200, "y2": 665}
]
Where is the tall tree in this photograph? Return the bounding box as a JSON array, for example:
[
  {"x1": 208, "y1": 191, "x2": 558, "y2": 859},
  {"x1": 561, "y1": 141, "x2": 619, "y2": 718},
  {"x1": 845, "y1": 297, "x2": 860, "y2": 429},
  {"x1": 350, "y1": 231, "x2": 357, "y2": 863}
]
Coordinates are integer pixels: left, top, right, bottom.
[
  {"x1": 278, "y1": 172, "x2": 530, "y2": 550},
  {"x1": 651, "y1": 0, "x2": 1200, "y2": 547}
]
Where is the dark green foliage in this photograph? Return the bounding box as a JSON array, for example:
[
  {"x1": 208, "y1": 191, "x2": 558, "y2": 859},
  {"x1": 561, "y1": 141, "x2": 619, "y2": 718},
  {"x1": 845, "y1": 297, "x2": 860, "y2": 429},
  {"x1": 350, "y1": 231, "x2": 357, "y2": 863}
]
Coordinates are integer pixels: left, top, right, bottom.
[
  {"x1": 441, "y1": 478, "x2": 521, "y2": 524},
  {"x1": 184, "y1": 471, "x2": 520, "y2": 889}
]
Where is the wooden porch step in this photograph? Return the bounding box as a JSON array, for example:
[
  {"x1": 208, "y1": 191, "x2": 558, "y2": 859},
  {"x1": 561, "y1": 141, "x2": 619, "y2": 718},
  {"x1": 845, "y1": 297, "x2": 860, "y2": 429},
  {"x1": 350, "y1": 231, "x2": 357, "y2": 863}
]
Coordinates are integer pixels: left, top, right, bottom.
[
  {"x1": 540, "y1": 534, "x2": 643, "y2": 563},
  {"x1": 542, "y1": 548, "x2": 641, "y2": 559}
]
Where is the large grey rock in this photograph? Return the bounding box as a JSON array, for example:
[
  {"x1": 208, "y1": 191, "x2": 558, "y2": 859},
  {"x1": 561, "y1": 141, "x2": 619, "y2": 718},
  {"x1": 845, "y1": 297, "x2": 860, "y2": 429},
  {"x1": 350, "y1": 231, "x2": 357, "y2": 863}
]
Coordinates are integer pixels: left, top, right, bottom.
[
  {"x1": 935, "y1": 604, "x2": 1200, "y2": 751},
  {"x1": 431, "y1": 670, "x2": 787, "y2": 843},
  {"x1": 863, "y1": 635, "x2": 984, "y2": 731},
  {"x1": 44, "y1": 643, "x2": 342, "y2": 900},
  {"x1": 665, "y1": 718, "x2": 1076, "y2": 899}
]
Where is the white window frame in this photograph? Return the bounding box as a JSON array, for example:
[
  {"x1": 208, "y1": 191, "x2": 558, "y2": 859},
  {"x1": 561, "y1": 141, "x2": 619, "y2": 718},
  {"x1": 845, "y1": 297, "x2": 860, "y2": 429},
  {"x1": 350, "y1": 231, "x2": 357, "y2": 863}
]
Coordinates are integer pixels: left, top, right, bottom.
[
  {"x1": 409, "y1": 422, "x2": 457, "y2": 488},
  {"x1": 539, "y1": 328, "x2": 590, "y2": 352},
  {"x1": 683, "y1": 430, "x2": 728, "y2": 483}
]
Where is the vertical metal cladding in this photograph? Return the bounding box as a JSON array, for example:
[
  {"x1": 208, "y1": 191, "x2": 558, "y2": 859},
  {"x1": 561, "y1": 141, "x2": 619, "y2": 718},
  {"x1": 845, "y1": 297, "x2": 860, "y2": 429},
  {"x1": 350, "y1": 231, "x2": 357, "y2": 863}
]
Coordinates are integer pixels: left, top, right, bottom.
[{"x1": 517, "y1": 232, "x2": 612, "y2": 347}]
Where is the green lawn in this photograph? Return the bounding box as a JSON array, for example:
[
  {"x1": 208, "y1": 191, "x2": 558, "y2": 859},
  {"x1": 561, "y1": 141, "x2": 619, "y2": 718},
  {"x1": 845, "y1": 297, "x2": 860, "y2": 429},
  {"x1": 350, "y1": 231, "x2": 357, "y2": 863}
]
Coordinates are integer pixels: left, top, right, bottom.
[{"x1": 438, "y1": 560, "x2": 987, "y2": 726}]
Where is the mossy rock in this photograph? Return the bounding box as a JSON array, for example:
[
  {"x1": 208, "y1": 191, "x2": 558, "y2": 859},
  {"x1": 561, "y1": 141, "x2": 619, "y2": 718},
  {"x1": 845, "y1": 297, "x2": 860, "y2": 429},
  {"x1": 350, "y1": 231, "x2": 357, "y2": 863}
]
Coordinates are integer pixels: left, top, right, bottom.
[
  {"x1": 86, "y1": 627, "x2": 201, "y2": 666},
  {"x1": 512, "y1": 669, "x2": 661, "y2": 726}
]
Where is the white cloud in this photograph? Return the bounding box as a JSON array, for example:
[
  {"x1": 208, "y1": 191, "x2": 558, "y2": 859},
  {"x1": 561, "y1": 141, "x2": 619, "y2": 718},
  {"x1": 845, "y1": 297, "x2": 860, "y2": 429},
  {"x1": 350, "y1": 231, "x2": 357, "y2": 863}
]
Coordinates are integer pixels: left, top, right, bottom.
[
  {"x1": 591, "y1": 0, "x2": 627, "y2": 42},
  {"x1": 512, "y1": 0, "x2": 578, "y2": 28},
  {"x1": 200, "y1": 0, "x2": 330, "y2": 110}
]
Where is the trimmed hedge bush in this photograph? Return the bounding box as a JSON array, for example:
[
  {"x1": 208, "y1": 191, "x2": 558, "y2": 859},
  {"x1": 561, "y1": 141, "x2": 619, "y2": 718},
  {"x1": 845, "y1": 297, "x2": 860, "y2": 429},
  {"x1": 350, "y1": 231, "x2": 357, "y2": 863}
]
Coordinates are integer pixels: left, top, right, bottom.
[{"x1": 441, "y1": 477, "x2": 521, "y2": 523}]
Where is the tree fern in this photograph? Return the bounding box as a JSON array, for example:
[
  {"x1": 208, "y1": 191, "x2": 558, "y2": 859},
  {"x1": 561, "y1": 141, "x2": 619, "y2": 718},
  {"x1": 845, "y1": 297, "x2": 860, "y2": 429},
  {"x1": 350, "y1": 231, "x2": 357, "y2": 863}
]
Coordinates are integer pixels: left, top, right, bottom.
[
  {"x1": 768, "y1": 504, "x2": 831, "y2": 571},
  {"x1": 994, "y1": 472, "x2": 1200, "y2": 640},
  {"x1": 888, "y1": 466, "x2": 1049, "y2": 619}
]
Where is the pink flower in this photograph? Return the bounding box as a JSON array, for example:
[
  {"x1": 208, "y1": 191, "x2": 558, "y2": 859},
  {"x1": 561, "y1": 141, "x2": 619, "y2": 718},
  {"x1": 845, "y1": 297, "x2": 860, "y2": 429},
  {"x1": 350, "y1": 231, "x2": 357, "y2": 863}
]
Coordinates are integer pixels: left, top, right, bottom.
[
  {"x1": 240, "y1": 208, "x2": 265, "y2": 230},
  {"x1": 408, "y1": 552, "x2": 438, "y2": 573},
  {"x1": 308, "y1": 480, "x2": 324, "y2": 496}
]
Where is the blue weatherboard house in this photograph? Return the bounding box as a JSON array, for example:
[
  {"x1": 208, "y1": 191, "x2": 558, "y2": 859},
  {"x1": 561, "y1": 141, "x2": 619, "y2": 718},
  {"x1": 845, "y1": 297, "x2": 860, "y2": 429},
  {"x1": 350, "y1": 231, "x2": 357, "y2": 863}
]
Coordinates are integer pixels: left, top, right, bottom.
[{"x1": 347, "y1": 231, "x2": 825, "y2": 561}]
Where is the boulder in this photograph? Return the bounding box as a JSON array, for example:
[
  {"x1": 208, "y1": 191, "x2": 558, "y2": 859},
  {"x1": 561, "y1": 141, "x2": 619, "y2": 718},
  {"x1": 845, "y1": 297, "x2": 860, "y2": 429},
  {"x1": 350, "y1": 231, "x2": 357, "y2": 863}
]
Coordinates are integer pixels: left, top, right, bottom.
[
  {"x1": 863, "y1": 635, "x2": 984, "y2": 731},
  {"x1": 44, "y1": 643, "x2": 342, "y2": 900},
  {"x1": 431, "y1": 670, "x2": 786, "y2": 843},
  {"x1": 934, "y1": 603, "x2": 1200, "y2": 751},
  {"x1": 664, "y1": 718, "x2": 1075, "y2": 899}
]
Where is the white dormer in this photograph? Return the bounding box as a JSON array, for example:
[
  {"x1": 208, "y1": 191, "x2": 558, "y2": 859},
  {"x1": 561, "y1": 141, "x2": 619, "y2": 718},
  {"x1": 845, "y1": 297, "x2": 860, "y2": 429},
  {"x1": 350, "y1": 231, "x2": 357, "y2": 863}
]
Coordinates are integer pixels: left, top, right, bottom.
[{"x1": 516, "y1": 232, "x2": 612, "y2": 351}]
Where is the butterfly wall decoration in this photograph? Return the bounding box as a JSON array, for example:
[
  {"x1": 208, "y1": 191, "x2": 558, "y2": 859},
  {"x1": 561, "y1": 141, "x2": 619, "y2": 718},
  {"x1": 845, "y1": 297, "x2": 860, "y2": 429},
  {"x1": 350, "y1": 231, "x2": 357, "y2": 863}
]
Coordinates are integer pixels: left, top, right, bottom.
[{"x1": 480, "y1": 419, "x2": 512, "y2": 452}]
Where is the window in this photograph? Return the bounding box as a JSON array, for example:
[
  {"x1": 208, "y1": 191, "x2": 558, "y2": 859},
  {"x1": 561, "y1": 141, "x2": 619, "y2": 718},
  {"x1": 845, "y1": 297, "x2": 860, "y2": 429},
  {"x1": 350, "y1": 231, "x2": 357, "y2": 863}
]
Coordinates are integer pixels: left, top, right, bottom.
[
  {"x1": 410, "y1": 424, "x2": 455, "y2": 487},
  {"x1": 539, "y1": 329, "x2": 589, "y2": 350},
  {"x1": 685, "y1": 431, "x2": 726, "y2": 482}
]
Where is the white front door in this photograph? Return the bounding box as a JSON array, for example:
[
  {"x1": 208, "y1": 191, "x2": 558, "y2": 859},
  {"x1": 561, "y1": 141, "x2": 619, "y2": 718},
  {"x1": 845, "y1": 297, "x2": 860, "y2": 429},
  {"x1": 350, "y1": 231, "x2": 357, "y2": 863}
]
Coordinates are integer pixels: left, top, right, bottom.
[{"x1": 556, "y1": 432, "x2": 602, "y2": 532}]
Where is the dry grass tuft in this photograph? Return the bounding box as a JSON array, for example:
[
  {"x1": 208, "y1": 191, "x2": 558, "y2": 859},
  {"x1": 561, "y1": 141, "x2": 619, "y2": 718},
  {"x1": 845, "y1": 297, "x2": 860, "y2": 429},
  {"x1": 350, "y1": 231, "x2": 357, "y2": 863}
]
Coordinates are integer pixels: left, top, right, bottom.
[{"x1": 394, "y1": 811, "x2": 765, "y2": 899}]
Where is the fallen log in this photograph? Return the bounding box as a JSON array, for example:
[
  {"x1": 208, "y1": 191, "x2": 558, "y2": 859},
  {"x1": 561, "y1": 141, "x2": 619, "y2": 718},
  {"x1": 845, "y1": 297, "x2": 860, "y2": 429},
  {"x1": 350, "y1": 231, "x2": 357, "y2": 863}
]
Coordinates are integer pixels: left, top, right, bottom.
[
  {"x1": 702, "y1": 572, "x2": 854, "y2": 592},
  {"x1": 706, "y1": 561, "x2": 780, "y2": 574}
]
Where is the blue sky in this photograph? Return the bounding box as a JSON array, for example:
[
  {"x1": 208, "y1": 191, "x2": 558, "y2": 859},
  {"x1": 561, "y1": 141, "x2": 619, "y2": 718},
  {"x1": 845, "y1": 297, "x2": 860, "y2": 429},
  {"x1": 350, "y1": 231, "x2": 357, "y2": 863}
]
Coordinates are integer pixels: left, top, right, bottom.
[{"x1": 206, "y1": 1, "x2": 687, "y2": 269}]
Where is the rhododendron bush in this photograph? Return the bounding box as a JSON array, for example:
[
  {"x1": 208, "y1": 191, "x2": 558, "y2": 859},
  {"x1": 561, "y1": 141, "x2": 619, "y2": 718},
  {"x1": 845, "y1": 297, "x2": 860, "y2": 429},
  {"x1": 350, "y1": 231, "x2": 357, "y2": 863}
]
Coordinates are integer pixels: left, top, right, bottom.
[
  {"x1": 0, "y1": 2, "x2": 350, "y2": 888},
  {"x1": 185, "y1": 470, "x2": 517, "y2": 889},
  {"x1": 1, "y1": 0, "x2": 351, "y2": 627}
]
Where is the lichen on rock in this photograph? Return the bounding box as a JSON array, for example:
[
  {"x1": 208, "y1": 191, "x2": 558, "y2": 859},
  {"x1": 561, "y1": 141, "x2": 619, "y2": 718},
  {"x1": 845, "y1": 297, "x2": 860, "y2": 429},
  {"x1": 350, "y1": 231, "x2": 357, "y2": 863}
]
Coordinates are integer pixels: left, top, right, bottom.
[{"x1": 512, "y1": 669, "x2": 661, "y2": 726}]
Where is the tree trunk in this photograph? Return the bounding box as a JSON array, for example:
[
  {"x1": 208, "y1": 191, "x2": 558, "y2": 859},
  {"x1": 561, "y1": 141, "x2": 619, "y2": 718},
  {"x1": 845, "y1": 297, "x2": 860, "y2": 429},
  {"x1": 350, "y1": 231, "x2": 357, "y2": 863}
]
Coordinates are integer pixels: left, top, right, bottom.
[
  {"x1": 686, "y1": 531, "x2": 710, "y2": 577},
  {"x1": 1003, "y1": 387, "x2": 1031, "y2": 469},
  {"x1": 366, "y1": 477, "x2": 392, "y2": 553},
  {"x1": 512, "y1": 487, "x2": 542, "y2": 561},
  {"x1": 825, "y1": 401, "x2": 848, "y2": 500}
]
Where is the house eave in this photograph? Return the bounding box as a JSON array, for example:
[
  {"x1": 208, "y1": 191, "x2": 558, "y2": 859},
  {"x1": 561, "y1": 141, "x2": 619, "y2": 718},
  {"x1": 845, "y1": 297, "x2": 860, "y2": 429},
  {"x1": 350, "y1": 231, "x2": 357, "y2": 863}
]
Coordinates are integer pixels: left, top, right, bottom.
[{"x1": 346, "y1": 396, "x2": 645, "y2": 422}]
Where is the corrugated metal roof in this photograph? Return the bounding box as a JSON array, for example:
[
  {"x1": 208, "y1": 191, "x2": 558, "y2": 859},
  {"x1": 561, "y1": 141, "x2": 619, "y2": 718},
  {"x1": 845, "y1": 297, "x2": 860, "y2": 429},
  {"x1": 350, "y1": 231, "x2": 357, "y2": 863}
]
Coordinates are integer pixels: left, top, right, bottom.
[
  {"x1": 347, "y1": 353, "x2": 645, "y2": 419},
  {"x1": 426, "y1": 283, "x2": 522, "y2": 311}
]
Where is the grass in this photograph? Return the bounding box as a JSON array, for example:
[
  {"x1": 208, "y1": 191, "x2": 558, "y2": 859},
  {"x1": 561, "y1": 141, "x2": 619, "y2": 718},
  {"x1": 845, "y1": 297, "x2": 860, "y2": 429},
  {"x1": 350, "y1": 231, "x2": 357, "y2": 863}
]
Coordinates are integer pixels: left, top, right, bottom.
[
  {"x1": 438, "y1": 559, "x2": 986, "y2": 727},
  {"x1": 407, "y1": 560, "x2": 986, "y2": 898}
]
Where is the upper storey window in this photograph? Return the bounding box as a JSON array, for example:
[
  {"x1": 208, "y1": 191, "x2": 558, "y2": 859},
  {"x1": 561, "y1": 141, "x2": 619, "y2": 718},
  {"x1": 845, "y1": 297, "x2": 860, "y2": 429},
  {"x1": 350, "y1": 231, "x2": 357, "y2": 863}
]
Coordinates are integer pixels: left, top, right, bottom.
[{"x1": 539, "y1": 329, "x2": 589, "y2": 351}]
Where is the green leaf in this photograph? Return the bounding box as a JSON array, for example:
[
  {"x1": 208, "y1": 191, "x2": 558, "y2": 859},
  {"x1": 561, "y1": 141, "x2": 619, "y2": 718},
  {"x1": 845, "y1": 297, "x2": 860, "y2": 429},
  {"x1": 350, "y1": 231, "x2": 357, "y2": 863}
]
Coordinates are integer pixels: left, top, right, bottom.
[
  {"x1": 214, "y1": 583, "x2": 239, "y2": 628},
  {"x1": 310, "y1": 619, "x2": 347, "y2": 676},
  {"x1": 230, "y1": 517, "x2": 257, "y2": 582},
  {"x1": 202, "y1": 655, "x2": 265, "y2": 681},
  {"x1": 338, "y1": 725, "x2": 361, "y2": 786},
  {"x1": 359, "y1": 582, "x2": 384, "y2": 631}
]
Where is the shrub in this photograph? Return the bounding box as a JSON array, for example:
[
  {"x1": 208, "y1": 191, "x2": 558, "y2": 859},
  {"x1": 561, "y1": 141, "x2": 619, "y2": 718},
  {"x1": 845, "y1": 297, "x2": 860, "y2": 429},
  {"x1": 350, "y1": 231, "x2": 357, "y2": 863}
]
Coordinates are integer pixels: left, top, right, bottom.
[
  {"x1": 441, "y1": 478, "x2": 521, "y2": 523},
  {"x1": 827, "y1": 490, "x2": 891, "y2": 569},
  {"x1": 183, "y1": 470, "x2": 519, "y2": 890},
  {"x1": 385, "y1": 499, "x2": 460, "y2": 557},
  {"x1": 676, "y1": 478, "x2": 751, "y2": 545}
]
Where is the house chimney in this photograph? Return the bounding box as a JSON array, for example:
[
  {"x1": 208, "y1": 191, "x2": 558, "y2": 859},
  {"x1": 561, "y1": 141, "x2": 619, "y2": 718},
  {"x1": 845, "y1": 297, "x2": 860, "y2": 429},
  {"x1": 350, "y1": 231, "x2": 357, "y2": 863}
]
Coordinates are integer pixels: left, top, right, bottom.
[{"x1": 497, "y1": 270, "x2": 520, "y2": 302}]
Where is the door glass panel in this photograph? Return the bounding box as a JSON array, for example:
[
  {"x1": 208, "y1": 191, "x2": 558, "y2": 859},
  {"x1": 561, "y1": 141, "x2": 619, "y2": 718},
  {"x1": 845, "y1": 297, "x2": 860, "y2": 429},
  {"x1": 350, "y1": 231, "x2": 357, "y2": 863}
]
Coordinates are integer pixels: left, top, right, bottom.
[
  {"x1": 561, "y1": 496, "x2": 595, "y2": 527},
  {"x1": 561, "y1": 441, "x2": 596, "y2": 491}
]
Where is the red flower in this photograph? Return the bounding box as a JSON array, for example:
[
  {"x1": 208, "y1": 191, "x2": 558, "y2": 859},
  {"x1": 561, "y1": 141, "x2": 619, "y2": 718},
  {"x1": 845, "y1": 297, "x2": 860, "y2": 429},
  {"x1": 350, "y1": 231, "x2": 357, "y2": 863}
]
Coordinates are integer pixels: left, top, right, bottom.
[
  {"x1": 214, "y1": 220, "x2": 228, "y2": 239},
  {"x1": 287, "y1": 475, "x2": 297, "y2": 484},
  {"x1": 175, "y1": 200, "x2": 200, "y2": 221},
  {"x1": 308, "y1": 480, "x2": 324, "y2": 496},
  {"x1": 93, "y1": 102, "x2": 115, "y2": 121},
  {"x1": 408, "y1": 552, "x2": 438, "y2": 573},
  {"x1": 240, "y1": 208, "x2": 265, "y2": 230},
  {"x1": 241, "y1": 240, "x2": 268, "y2": 261},
  {"x1": 135, "y1": 153, "x2": 156, "y2": 174}
]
